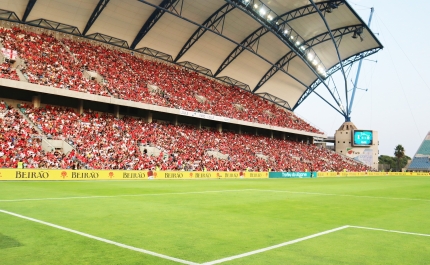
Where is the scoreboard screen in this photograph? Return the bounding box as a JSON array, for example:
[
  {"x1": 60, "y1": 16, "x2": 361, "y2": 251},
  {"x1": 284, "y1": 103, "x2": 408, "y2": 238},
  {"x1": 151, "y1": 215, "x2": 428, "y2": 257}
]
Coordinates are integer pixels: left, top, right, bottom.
[{"x1": 352, "y1": 130, "x2": 373, "y2": 146}]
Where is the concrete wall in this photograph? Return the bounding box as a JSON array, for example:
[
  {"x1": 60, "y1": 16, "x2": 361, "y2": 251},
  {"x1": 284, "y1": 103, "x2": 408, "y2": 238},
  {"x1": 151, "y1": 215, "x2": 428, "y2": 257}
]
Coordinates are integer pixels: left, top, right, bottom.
[{"x1": 335, "y1": 122, "x2": 379, "y2": 170}]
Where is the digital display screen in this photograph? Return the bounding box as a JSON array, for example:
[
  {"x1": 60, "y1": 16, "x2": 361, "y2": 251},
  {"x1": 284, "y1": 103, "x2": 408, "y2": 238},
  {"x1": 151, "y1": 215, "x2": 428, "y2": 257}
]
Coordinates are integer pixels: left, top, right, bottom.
[{"x1": 352, "y1": 130, "x2": 373, "y2": 146}]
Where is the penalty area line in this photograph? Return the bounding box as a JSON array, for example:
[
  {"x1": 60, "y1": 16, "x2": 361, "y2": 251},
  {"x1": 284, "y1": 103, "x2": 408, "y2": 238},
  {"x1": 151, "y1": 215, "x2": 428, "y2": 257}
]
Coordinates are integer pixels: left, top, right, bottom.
[
  {"x1": 202, "y1": 225, "x2": 350, "y2": 265},
  {"x1": 0, "y1": 209, "x2": 198, "y2": 265},
  {"x1": 349, "y1": 225, "x2": 430, "y2": 237}
]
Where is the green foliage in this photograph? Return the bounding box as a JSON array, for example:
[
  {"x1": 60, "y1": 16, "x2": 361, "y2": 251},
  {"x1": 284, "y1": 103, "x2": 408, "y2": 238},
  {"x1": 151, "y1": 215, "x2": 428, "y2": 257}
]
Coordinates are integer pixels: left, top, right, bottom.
[
  {"x1": 1, "y1": 178, "x2": 430, "y2": 264},
  {"x1": 394, "y1": 144, "x2": 406, "y2": 171},
  {"x1": 378, "y1": 154, "x2": 410, "y2": 170}
]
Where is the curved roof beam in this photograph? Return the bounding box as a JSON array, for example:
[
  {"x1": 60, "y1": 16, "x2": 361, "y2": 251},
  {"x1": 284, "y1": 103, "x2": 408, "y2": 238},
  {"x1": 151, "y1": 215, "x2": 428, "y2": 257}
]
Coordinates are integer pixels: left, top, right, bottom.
[
  {"x1": 309, "y1": 0, "x2": 349, "y2": 120},
  {"x1": 22, "y1": 0, "x2": 37, "y2": 22},
  {"x1": 226, "y1": 0, "x2": 346, "y2": 116},
  {"x1": 174, "y1": 3, "x2": 235, "y2": 62},
  {"x1": 253, "y1": 24, "x2": 363, "y2": 93},
  {"x1": 83, "y1": 0, "x2": 110, "y2": 35},
  {"x1": 138, "y1": 0, "x2": 310, "y2": 89},
  {"x1": 214, "y1": 0, "x2": 345, "y2": 77},
  {"x1": 293, "y1": 47, "x2": 381, "y2": 111},
  {"x1": 131, "y1": 0, "x2": 180, "y2": 49}
]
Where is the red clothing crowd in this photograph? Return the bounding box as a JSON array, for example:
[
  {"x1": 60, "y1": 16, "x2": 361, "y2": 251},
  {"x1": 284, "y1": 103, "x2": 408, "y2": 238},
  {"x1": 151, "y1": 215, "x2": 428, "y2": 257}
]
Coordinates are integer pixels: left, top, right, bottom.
[
  {"x1": 0, "y1": 27, "x2": 322, "y2": 134},
  {"x1": 1, "y1": 104, "x2": 372, "y2": 172}
]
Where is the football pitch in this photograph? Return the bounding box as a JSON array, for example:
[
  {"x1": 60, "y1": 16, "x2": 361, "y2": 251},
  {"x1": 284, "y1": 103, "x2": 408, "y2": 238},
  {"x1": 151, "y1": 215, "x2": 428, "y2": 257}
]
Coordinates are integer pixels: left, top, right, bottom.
[{"x1": 1, "y1": 176, "x2": 429, "y2": 265}]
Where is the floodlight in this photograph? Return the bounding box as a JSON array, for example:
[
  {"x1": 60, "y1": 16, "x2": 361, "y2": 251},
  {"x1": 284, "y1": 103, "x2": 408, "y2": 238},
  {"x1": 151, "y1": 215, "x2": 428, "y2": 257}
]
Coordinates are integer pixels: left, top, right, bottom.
[{"x1": 259, "y1": 8, "x2": 266, "y2": 16}]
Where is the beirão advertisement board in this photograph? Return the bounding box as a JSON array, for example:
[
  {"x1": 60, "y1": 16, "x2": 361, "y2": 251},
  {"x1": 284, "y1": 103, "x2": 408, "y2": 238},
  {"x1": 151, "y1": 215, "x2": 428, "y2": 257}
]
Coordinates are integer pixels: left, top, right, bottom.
[
  {"x1": 0, "y1": 170, "x2": 269, "y2": 181},
  {"x1": 269, "y1": 172, "x2": 316, "y2": 178}
]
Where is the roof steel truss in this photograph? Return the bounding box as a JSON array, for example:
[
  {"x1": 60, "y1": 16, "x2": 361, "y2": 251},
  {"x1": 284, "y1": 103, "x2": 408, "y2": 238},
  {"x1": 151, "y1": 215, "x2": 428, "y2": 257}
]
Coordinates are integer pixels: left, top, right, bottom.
[
  {"x1": 214, "y1": 0, "x2": 345, "y2": 77},
  {"x1": 256, "y1": 92, "x2": 291, "y2": 109},
  {"x1": 22, "y1": 0, "x2": 37, "y2": 22},
  {"x1": 217, "y1": 76, "x2": 251, "y2": 91},
  {"x1": 26, "y1": 19, "x2": 82, "y2": 35},
  {"x1": 83, "y1": 0, "x2": 110, "y2": 35},
  {"x1": 174, "y1": 3, "x2": 235, "y2": 62},
  {"x1": 293, "y1": 48, "x2": 381, "y2": 110},
  {"x1": 86, "y1": 32, "x2": 129, "y2": 48},
  {"x1": 132, "y1": 0, "x2": 181, "y2": 49},
  {"x1": 227, "y1": 0, "x2": 343, "y2": 114},
  {"x1": 137, "y1": 0, "x2": 310, "y2": 89},
  {"x1": 0, "y1": 9, "x2": 21, "y2": 22},
  {"x1": 135, "y1": 47, "x2": 174, "y2": 62},
  {"x1": 177, "y1": 61, "x2": 213, "y2": 76},
  {"x1": 253, "y1": 24, "x2": 363, "y2": 93}
]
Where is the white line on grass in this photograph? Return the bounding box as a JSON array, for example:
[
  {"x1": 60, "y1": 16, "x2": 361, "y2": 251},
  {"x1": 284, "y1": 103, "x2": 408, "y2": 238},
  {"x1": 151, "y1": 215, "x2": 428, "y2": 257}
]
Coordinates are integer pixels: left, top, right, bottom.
[
  {"x1": 248, "y1": 189, "x2": 430, "y2": 202},
  {"x1": 202, "y1": 226, "x2": 350, "y2": 265},
  {"x1": 0, "y1": 209, "x2": 198, "y2": 265},
  {"x1": 350, "y1": 225, "x2": 430, "y2": 237},
  {"x1": 0, "y1": 189, "x2": 254, "y2": 203}
]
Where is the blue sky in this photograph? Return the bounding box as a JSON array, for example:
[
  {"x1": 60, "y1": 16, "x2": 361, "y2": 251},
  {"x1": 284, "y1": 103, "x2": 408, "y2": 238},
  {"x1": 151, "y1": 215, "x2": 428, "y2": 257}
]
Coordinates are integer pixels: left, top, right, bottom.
[{"x1": 295, "y1": 0, "x2": 430, "y2": 158}]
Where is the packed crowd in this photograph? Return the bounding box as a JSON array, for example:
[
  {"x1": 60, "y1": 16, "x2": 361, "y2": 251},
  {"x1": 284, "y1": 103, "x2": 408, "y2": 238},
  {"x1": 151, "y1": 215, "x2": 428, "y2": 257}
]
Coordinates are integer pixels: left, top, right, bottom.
[
  {"x1": 0, "y1": 26, "x2": 322, "y2": 134},
  {"x1": 0, "y1": 27, "x2": 109, "y2": 95},
  {"x1": 0, "y1": 61, "x2": 19, "y2": 81},
  {"x1": 0, "y1": 105, "x2": 75, "y2": 169},
  {"x1": 11, "y1": 105, "x2": 371, "y2": 172}
]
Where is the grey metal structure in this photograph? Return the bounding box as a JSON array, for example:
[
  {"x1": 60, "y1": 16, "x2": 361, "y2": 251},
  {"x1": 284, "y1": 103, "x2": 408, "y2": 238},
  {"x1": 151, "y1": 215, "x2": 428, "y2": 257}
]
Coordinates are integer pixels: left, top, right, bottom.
[{"x1": 0, "y1": 0, "x2": 382, "y2": 116}]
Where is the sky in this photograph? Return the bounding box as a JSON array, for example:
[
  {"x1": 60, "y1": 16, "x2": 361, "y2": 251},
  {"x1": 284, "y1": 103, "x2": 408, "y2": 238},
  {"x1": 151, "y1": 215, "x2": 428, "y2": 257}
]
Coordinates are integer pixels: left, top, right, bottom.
[{"x1": 295, "y1": 0, "x2": 430, "y2": 158}]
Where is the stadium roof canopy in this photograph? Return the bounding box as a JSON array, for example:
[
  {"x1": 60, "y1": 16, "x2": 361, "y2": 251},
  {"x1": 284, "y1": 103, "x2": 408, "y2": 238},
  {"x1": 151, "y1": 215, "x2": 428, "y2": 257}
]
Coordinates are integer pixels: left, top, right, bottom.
[{"x1": 0, "y1": 0, "x2": 382, "y2": 115}]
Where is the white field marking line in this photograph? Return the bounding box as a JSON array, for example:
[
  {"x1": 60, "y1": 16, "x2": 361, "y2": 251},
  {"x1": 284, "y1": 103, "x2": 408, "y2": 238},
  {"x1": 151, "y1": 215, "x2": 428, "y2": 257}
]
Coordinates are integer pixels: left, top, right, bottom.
[
  {"x1": 0, "y1": 209, "x2": 198, "y2": 265},
  {"x1": 202, "y1": 226, "x2": 350, "y2": 265},
  {"x1": 0, "y1": 189, "x2": 254, "y2": 203},
  {"x1": 350, "y1": 225, "x2": 430, "y2": 237},
  {"x1": 247, "y1": 189, "x2": 430, "y2": 202}
]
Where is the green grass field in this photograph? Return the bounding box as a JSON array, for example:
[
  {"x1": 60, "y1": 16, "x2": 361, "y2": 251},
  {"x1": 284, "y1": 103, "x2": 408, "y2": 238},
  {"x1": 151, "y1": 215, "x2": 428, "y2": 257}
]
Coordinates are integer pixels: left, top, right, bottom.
[{"x1": 1, "y1": 176, "x2": 430, "y2": 265}]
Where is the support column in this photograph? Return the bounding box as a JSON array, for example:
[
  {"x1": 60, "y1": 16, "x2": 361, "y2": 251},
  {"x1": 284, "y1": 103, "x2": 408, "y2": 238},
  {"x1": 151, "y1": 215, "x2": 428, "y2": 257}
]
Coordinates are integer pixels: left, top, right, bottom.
[
  {"x1": 283, "y1": 133, "x2": 286, "y2": 140},
  {"x1": 238, "y1": 125, "x2": 242, "y2": 134},
  {"x1": 78, "y1": 100, "x2": 84, "y2": 114},
  {"x1": 216, "y1": 123, "x2": 222, "y2": 132},
  {"x1": 147, "y1": 111, "x2": 153, "y2": 123},
  {"x1": 114, "y1": 105, "x2": 120, "y2": 119},
  {"x1": 32, "y1": 95, "x2": 41, "y2": 109},
  {"x1": 270, "y1": 130, "x2": 273, "y2": 139},
  {"x1": 198, "y1": 119, "x2": 202, "y2": 129},
  {"x1": 174, "y1": 115, "x2": 178, "y2": 126}
]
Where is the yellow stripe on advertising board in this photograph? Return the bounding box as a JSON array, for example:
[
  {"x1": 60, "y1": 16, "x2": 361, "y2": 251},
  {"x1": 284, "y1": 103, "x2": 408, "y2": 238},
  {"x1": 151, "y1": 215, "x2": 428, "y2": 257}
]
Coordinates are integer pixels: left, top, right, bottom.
[{"x1": 1, "y1": 169, "x2": 428, "y2": 181}]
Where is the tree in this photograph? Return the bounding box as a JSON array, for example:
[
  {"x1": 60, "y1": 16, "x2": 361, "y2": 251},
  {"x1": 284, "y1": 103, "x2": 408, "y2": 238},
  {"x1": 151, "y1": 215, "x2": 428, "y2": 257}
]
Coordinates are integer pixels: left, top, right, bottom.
[
  {"x1": 378, "y1": 154, "x2": 411, "y2": 171},
  {"x1": 394, "y1": 145, "x2": 405, "y2": 172}
]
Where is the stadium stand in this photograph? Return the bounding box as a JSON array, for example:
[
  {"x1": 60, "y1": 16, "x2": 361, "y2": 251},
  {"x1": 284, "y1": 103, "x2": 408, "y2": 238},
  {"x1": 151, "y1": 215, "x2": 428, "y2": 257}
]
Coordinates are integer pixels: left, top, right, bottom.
[
  {"x1": 0, "y1": 26, "x2": 321, "y2": 134},
  {"x1": 408, "y1": 131, "x2": 430, "y2": 171},
  {"x1": 0, "y1": 105, "x2": 75, "y2": 169},
  {"x1": 0, "y1": 101, "x2": 373, "y2": 172}
]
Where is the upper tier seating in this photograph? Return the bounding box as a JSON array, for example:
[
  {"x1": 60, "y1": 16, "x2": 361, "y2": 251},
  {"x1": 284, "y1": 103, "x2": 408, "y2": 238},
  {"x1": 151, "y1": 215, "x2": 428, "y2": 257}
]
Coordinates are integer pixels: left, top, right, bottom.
[{"x1": 0, "y1": 26, "x2": 323, "y2": 134}]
